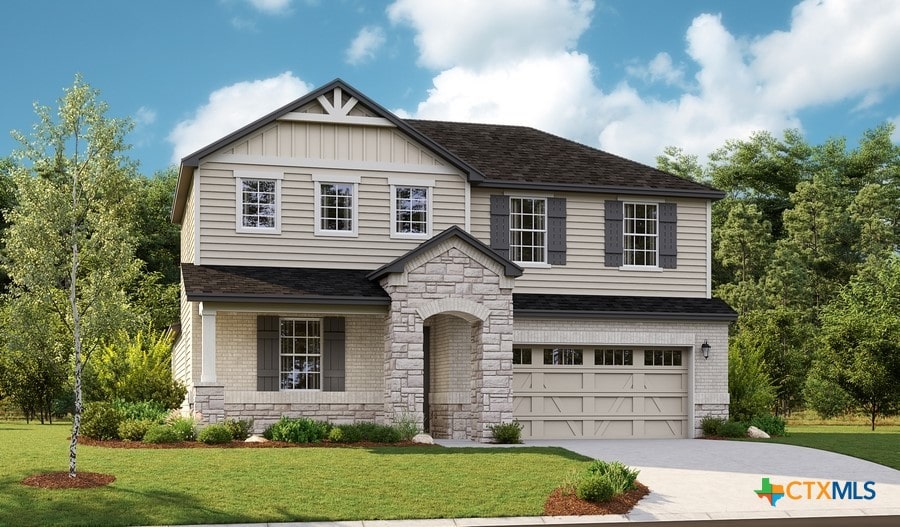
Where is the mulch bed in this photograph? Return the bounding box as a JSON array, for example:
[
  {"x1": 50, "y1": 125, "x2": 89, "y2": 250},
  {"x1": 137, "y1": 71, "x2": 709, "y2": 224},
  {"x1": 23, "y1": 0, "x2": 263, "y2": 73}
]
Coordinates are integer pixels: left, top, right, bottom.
[
  {"x1": 78, "y1": 437, "x2": 435, "y2": 449},
  {"x1": 22, "y1": 472, "x2": 115, "y2": 489},
  {"x1": 543, "y1": 482, "x2": 650, "y2": 516}
]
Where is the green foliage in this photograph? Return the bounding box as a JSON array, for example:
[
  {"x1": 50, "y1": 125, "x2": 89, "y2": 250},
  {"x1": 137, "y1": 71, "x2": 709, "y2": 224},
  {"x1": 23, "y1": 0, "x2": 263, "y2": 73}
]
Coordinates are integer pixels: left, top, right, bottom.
[
  {"x1": 199, "y1": 424, "x2": 234, "y2": 445},
  {"x1": 701, "y1": 417, "x2": 725, "y2": 436},
  {"x1": 803, "y1": 371, "x2": 854, "y2": 419},
  {"x1": 749, "y1": 415, "x2": 786, "y2": 437},
  {"x1": 165, "y1": 415, "x2": 198, "y2": 441},
  {"x1": 327, "y1": 427, "x2": 344, "y2": 442},
  {"x1": 717, "y1": 420, "x2": 748, "y2": 438},
  {"x1": 489, "y1": 421, "x2": 524, "y2": 444},
  {"x1": 576, "y1": 474, "x2": 615, "y2": 503},
  {"x1": 117, "y1": 418, "x2": 155, "y2": 441},
  {"x1": 142, "y1": 424, "x2": 181, "y2": 444},
  {"x1": 81, "y1": 402, "x2": 123, "y2": 440},
  {"x1": 133, "y1": 167, "x2": 181, "y2": 284},
  {"x1": 263, "y1": 416, "x2": 330, "y2": 443},
  {"x1": 727, "y1": 341, "x2": 776, "y2": 421},
  {"x1": 392, "y1": 413, "x2": 419, "y2": 441},
  {"x1": 111, "y1": 399, "x2": 167, "y2": 422},
  {"x1": 571, "y1": 460, "x2": 639, "y2": 503},
  {"x1": 223, "y1": 418, "x2": 254, "y2": 441},
  {"x1": 86, "y1": 329, "x2": 185, "y2": 409},
  {"x1": 584, "y1": 460, "x2": 639, "y2": 493},
  {"x1": 331, "y1": 422, "x2": 401, "y2": 443}
]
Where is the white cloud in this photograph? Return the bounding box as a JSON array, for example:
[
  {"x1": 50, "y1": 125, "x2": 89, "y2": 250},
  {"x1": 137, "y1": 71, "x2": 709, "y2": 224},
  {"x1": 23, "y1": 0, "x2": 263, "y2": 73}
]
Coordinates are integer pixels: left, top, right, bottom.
[
  {"x1": 387, "y1": 0, "x2": 594, "y2": 69},
  {"x1": 168, "y1": 72, "x2": 312, "y2": 163},
  {"x1": 346, "y1": 26, "x2": 386, "y2": 65},
  {"x1": 231, "y1": 16, "x2": 257, "y2": 31},
  {"x1": 246, "y1": 0, "x2": 292, "y2": 14},
  {"x1": 890, "y1": 116, "x2": 900, "y2": 142},
  {"x1": 135, "y1": 106, "x2": 157, "y2": 126},
  {"x1": 626, "y1": 52, "x2": 686, "y2": 87}
]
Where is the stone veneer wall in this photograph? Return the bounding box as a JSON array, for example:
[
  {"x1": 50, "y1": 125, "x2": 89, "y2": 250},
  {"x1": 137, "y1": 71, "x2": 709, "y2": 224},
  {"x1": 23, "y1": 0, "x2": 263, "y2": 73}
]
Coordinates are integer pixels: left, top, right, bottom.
[
  {"x1": 427, "y1": 314, "x2": 473, "y2": 439},
  {"x1": 380, "y1": 239, "x2": 515, "y2": 442},
  {"x1": 513, "y1": 317, "x2": 730, "y2": 438}
]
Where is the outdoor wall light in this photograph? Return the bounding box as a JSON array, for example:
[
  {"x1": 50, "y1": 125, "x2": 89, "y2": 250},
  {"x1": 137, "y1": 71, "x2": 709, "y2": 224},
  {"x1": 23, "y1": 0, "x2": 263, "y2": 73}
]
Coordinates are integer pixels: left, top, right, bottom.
[{"x1": 701, "y1": 340, "x2": 711, "y2": 359}]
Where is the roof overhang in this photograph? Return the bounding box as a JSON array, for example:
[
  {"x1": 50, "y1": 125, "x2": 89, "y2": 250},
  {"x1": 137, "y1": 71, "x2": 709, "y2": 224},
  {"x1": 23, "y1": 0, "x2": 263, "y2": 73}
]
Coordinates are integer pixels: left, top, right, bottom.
[{"x1": 475, "y1": 180, "x2": 727, "y2": 200}]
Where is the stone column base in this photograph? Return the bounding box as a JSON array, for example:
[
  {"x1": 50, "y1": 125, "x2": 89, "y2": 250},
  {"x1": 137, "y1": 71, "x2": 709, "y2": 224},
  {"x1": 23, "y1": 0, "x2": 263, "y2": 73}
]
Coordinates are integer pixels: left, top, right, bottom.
[{"x1": 193, "y1": 384, "x2": 225, "y2": 425}]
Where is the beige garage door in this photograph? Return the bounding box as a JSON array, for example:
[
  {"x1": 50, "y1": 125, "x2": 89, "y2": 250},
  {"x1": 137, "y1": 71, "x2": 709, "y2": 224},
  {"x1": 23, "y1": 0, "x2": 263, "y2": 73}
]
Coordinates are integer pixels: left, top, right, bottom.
[{"x1": 512, "y1": 347, "x2": 689, "y2": 439}]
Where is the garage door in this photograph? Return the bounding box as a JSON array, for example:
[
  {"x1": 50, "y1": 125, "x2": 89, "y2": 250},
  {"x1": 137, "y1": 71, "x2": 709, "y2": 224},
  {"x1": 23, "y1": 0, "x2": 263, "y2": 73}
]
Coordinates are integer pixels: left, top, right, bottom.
[{"x1": 512, "y1": 347, "x2": 689, "y2": 439}]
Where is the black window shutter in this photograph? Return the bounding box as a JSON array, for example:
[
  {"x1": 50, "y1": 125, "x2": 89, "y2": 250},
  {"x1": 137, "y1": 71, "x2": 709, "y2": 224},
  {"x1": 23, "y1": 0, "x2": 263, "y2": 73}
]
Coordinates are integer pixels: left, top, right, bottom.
[
  {"x1": 257, "y1": 315, "x2": 280, "y2": 391},
  {"x1": 604, "y1": 200, "x2": 623, "y2": 267},
  {"x1": 322, "y1": 317, "x2": 345, "y2": 392},
  {"x1": 547, "y1": 197, "x2": 566, "y2": 265},
  {"x1": 490, "y1": 195, "x2": 510, "y2": 259},
  {"x1": 659, "y1": 202, "x2": 677, "y2": 269}
]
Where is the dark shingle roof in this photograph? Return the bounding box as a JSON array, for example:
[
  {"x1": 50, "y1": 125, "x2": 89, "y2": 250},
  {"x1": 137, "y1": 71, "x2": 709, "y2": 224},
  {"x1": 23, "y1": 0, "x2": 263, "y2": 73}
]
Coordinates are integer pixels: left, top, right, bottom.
[
  {"x1": 405, "y1": 119, "x2": 723, "y2": 198},
  {"x1": 181, "y1": 264, "x2": 390, "y2": 304},
  {"x1": 513, "y1": 293, "x2": 737, "y2": 321}
]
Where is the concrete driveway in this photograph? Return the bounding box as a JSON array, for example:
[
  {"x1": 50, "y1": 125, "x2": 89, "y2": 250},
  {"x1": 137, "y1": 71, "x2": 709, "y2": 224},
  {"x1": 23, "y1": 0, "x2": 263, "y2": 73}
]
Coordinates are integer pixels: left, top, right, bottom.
[{"x1": 522, "y1": 439, "x2": 900, "y2": 521}]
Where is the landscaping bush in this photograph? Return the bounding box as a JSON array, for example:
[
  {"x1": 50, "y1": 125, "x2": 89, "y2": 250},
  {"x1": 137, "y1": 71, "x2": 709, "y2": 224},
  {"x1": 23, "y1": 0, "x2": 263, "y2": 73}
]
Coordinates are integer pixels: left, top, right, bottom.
[
  {"x1": 327, "y1": 427, "x2": 344, "y2": 442},
  {"x1": 717, "y1": 420, "x2": 748, "y2": 438},
  {"x1": 166, "y1": 415, "x2": 197, "y2": 441},
  {"x1": 223, "y1": 418, "x2": 254, "y2": 440},
  {"x1": 701, "y1": 416, "x2": 725, "y2": 436},
  {"x1": 81, "y1": 401, "x2": 123, "y2": 440},
  {"x1": 264, "y1": 417, "x2": 330, "y2": 443},
  {"x1": 143, "y1": 424, "x2": 181, "y2": 444},
  {"x1": 199, "y1": 424, "x2": 234, "y2": 444},
  {"x1": 489, "y1": 421, "x2": 524, "y2": 444},
  {"x1": 576, "y1": 474, "x2": 615, "y2": 503},
  {"x1": 117, "y1": 418, "x2": 155, "y2": 441},
  {"x1": 393, "y1": 413, "x2": 419, "y2": 441},
  {"x1": 112, "y1": 400, "x2": 167, "y2": 422},
  {"x1": 749, "y1": 415, "x2": 786, "y2": 437},
  {"x1": 584, "y1": 460, "x2": 639, "y2": 494},
  {"x1": 332, "y1": 422, "x2": 401, "y2": 443}
]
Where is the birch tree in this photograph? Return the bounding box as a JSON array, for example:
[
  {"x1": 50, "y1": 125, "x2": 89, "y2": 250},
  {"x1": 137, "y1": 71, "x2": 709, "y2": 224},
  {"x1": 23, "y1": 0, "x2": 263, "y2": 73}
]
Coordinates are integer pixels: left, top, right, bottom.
[{"x1": 5, "y1": 76, "x2": 140, "y2": 477}]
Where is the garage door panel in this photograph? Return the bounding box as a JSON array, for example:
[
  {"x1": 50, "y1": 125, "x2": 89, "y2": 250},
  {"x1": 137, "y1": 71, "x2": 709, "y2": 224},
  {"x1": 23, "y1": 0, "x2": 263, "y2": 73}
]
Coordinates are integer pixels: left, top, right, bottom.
[
  {"x1": 542, "y1": 396, "x2": 585, "y2": 414},
  {"x1": 644, "y1": 396, "x2": 685, "y2": 415},
  {"x1": 593, "y1": 372, "x2": 634, "y2": 390},
  {"x1": 544, "y1": 420, "x2": 584, "y2": 438},
  {"x1": 512, "y1": 372, "x2": 534, "y2": 390},
  {"x1": 542, "y1": 372, "x2": 586, "y2": 391},
  {"x1": 593, "y1": 396, "x2": 633, "y2": 414},
  {"x1": 644, "y1": 372, "x2": 687, "y2": 391},
  {"x1": 645, "y1": 420, "x2": 685, "y2": 438}
]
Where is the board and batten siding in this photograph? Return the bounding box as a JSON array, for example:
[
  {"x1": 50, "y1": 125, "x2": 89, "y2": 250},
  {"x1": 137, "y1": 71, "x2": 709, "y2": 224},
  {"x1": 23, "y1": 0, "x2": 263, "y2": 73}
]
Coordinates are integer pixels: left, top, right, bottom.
[
  {"x1": 194, "y1": 121, "x2": 467, "y2": 268},
  {"x1": 470, "y1": 188, "x2": 708, "y2": 297},
  {"x1": 180, "y1": 182, "x2": 196, "y2": 264}
]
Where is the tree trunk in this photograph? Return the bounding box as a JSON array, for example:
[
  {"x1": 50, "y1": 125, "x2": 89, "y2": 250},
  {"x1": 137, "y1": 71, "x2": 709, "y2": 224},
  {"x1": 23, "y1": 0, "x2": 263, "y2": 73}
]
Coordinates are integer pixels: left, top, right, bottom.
[
  {"x1": 68, "y1": 204, "x2": 81, "y2": 478},
  {"x1": 871, "y1": 405, "x2": 876, "y2": 432}
]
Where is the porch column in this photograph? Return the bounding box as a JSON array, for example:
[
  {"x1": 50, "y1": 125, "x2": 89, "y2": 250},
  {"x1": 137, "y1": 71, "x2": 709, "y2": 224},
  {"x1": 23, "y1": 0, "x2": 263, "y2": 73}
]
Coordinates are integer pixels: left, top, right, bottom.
[{"x1": 199, "y1": 302, "x2": 217, "y2": 384}]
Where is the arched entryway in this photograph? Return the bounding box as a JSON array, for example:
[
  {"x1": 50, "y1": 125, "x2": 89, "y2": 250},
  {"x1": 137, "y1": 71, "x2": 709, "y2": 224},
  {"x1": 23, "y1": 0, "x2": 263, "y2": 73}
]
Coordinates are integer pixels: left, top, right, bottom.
[{"x1": 423, "y1": 313, "x2": 477, "y2": 439}]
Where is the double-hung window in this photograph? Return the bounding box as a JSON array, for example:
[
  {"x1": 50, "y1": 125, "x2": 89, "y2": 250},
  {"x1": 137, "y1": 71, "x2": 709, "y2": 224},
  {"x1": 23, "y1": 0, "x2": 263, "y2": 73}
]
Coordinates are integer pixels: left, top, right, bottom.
[
  {"x1": 510, "y1": 197, "x2": 547, "y2": 264},
  {"x1": 236, "y1": 172, "x2": 281, "y2": 234},
  {"x1": 314, "y1": 175, "x2": 359, "y2": 236},
  {"x1": 391, "y1": 185, "x2": 430, "y2": 238},
  {"x1": 280, "y1": 319, "x2": 321, "y2": 390},
  {"x1": 623, "y1": 203, "x2": 658, "y2": 267}
]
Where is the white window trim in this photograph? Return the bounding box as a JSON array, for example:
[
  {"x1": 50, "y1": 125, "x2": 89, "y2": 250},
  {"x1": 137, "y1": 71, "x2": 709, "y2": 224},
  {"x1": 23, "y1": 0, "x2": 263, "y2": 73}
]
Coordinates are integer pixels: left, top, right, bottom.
[
  {"x1": 234, "y1": 172, "x2": 283, "y2": 235},
  {"x1": 622, "y1": 201, "x2": 659, "y2": 268},
  {"x1": 279, "y1": 318, "x2": 323, "y2": 392},
  {"x1": 314, "y1": 180, "x2": 359, "y2": 237},
  {"x1": 390, "y1": 184, "x2": 433, "y2": 240},
  {"x1": 509, "y1": 196, "x2": 548, "y2": 265}
]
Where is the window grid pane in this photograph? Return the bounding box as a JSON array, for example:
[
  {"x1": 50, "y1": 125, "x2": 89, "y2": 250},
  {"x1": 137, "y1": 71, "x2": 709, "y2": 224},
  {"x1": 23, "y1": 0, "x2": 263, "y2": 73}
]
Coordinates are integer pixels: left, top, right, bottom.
[
  {"x1": 623, "y1": 203, "x2": 658, "y2": 266},
  {"x1": 512, "y1": 347, "x2": 532, "y2": 365},
  {"x1": 320, "y1": 183, "x2": 354, "y2": 232},
  {"x1": 543, "y1": 348, "x2": 583, "y2": 365},
  {"x1": 644, "y1": 349, "x2": 682, "y2": 366},
  {"x1": 510, "y1": 197, "x2": 547, "y2": 263},
  {"x1": 241, "y1": 179, "x2": 276, "y2": 228},
  {"x1": 395, "y1": 186, "x2": 429, "y2": 234},
  {"x1": 594, "y1": 349, "x2": 633, "y2": 366},
  {"x1": 279, "y1": 319, "x2": 322, "y2": 390}
]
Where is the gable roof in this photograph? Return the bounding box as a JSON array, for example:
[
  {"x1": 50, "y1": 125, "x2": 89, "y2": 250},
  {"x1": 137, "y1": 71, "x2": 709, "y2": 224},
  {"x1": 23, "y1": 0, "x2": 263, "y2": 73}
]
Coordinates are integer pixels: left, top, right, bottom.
[
  {"x1": 405, "y1": 120, "x2": 723, "y2": 199},
  {"x1": 367, "y1": 225, "x2": 523, "y2": 282}
]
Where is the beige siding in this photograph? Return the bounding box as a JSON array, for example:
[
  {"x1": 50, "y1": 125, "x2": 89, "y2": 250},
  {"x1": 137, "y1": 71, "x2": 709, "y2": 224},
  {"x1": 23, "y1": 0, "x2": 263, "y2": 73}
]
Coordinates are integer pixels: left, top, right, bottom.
[
  {"x1": 172, "y1": 279, "x2": 193, "y2": 391},
  {"x1": 470, "y1": 188, "x2": 708, "y2": 297},
  {"x1": 198, "y1": 168, "x2": 466, "y2": 268},
  {"x1": 180, "y1": 181, "x2": 196, "y2": 263}
]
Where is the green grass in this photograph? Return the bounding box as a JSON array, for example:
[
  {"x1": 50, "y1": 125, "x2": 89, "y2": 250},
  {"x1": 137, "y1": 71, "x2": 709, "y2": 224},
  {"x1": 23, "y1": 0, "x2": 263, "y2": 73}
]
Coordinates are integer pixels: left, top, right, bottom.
[
  {"x1": 760, "y1": 423, "x2": 900, "y2": 471},
  {"x1": 0, "y1": 422, "x2": 591, "y2": 527}
]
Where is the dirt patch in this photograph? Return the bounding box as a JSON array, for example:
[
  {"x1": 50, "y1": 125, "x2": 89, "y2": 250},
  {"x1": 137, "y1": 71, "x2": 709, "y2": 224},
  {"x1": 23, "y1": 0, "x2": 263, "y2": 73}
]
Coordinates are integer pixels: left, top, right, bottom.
[
  {"x1": 22, "y1": 472, "x2": 115, "y2": 489},
  {"x1": 543, "y1": 481, "x2": 650, "y2": 516},
  {"x1": 79, "y1": 438, "x2": 436, "y2": 449}
]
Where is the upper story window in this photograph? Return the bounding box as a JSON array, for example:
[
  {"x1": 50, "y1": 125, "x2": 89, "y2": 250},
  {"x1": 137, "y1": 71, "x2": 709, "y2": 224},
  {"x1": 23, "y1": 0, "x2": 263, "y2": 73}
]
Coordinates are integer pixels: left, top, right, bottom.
[
  {"x1": 314, "y1": 174, "x2": 359, "y2": 237},
  {"x1": 510, "y1": 197, "x2": 547, "y2": 264},
  {"x1": 624, "y1": 203, "x2": 658, "y2": 267},
  {"x1": 235, "y1": 172, "x2": 282, "y2": 234},
  {"x1": 280, "y1": 319, "x2": 321, "y2": 390},
  {"x1": 392, "y1": 186, "x2": 430, "y2": 238}
]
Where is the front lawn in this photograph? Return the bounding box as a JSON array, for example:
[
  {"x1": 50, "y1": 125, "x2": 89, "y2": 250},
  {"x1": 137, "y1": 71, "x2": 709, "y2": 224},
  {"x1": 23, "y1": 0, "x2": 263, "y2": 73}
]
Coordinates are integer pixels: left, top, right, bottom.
[
  {"x1": 763, "y1": 424, "x2": 900, "y2": 470},
  {"x1": 0, "y1": 422, "x2": 591, "y2": 527}
]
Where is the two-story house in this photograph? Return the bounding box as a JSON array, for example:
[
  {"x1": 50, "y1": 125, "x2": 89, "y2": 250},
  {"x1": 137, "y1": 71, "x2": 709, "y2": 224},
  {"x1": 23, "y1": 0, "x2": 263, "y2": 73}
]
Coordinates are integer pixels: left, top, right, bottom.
[{"x1": 171, "y1": 79, "x2": 735, "y2": 441}]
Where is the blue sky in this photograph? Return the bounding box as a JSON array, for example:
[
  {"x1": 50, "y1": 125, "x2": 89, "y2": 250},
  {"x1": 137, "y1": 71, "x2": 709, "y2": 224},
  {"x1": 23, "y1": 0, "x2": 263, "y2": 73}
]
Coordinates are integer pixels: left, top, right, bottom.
[{"x1": 1, "y1": 0, "x2": 898, "y2": 175}]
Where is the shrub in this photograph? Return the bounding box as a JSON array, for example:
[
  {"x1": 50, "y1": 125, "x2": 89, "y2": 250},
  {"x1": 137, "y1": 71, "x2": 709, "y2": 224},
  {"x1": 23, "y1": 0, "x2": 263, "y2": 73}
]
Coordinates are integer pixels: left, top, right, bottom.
[
  {"x1": 749, "y1": 415, "x2": 786, "y2": 437},
  {"x1": 199, "y1": 424, "x2": 234, "y2": 444},
  {"x1": 584, "y1": 460, "x2": 639, "y2": 493},
  {"x1": 728, "y1": 344, "x2": 777, "y2": 422},
  {"x1": 333, "y1": 422, "x2": 401, "y2": 443},
  {"x1": 166, "y1": 415, "x2": 197, "y2": 441},
  {"x1": 701, "y1": 416, "x2": 725, "y2": 436},
  {"x1": 81, "y1": 402, "x2": 123, "y2": 440},
  {"x1": 264, "y1": 417, "x2": 330, "y2": 443},
  {"x1": 576, "y1": 474, "x2": 615, "y2": 503},
  {"x1": 118, "y1": 418, "x2": 155, "y2": 441},
  {"x1": 717, "y1": 420, "x2": 748, "y2": 438},
  {"x1": 223, "y1": 418, "x2": 254, "y2": 440},
  {"x1": 489, "y1": 421, "x2": 524, "y2": 444},
  {"x1": 143, "y1": 424, "x2": 181, "y2": 444},
  {"x1": 393, "y1": 413, "x2": 419, "y2": 441},
  {"x1": 112, "y1": 400, "x2": 167, "y2": 422},
  {"x1": 327, "y1": 427, "x2": 344, "y2": 442}
]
